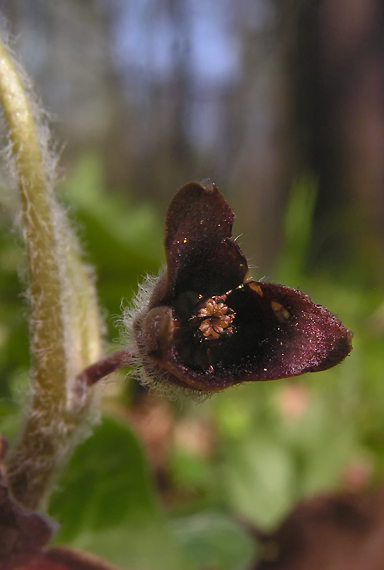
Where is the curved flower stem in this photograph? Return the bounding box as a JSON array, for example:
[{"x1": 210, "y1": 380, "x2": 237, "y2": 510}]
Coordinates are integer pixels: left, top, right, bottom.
[
  {"x1": 0, "y1": 37, "x2": 102, "y2": 509},
  {"x1": 0, "y1": 36, "x2": 65, "y2": 401},
  {"x1": 77, "y1": 349, "x2": 135, "y2": 387}
]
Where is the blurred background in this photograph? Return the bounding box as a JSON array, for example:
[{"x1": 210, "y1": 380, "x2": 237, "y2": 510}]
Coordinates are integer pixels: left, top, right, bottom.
[{"x1": 1, "y1": 1, "x2": 384, "y2": 569}]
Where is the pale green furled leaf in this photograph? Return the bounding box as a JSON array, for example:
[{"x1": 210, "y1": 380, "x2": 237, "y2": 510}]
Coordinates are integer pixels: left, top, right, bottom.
[{"x1": 0, "y1": 31, "x2": 103, "y2": 509}]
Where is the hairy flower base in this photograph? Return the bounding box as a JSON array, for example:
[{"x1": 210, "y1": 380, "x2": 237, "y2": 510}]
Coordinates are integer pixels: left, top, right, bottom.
[{"x1": 124, "y1": 181, "x2": 352, "y2": 396}]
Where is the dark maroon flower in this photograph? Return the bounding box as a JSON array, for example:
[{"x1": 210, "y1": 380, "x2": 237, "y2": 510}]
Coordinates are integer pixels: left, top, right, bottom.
[
  {"x1": 0, "y1": 471, "x2": 54, "y2": 570},
  {"x1": 126, "y1": 180, "x2": 352, "y2": 396}
]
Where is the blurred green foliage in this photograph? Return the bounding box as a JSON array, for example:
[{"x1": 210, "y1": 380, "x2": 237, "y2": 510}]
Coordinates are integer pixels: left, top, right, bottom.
[
  {"x1": 1, "y1": 154, "x2": 384, "y2": 569},
  {"x1": 58, "y1": 153, "x2": 164, "y2": 337},
  {"x1": 49, "y1": 416, "x2": 191, "y2": 570}
]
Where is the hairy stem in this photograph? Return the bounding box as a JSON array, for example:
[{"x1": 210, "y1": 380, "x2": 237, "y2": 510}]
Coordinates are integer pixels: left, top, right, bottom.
[
  {"x1": 0, "y1": 38, "x2": 102, "y2": 508},
  {"x1": 0, "y1": 39, "x2": 66, "y2": 401},
  {"x1": 77, "y1": 350, "x2": 135, "y2": 387}
]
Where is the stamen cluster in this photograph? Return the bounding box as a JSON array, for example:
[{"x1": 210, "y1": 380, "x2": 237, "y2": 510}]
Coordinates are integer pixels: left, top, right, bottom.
[{"x1": 196, "y1": 296, "x2": 235, "y2": 339}]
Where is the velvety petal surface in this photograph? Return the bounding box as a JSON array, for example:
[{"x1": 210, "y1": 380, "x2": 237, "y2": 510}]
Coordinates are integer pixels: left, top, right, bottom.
[
  {"x1": 134, "y1": 180, "x2": 353, "y2": 394},
  {"x1": 162, "y1": 181, "x2": 248, "y2": 301},
  {"x1": 167, "y1": 281, "x2": 353, "y2": 391}
]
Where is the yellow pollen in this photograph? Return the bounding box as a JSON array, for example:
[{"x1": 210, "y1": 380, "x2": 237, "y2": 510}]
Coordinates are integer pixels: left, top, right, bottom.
[
  {"x1": 250, "y1": 282, "x2": 263, "y2": 296},
  {"x1": 271, "y1": 301, "x2": 290, "y2": 321}
]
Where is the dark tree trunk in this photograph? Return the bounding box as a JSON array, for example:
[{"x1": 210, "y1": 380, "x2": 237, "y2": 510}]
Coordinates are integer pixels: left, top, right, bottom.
[{"x1": 292, "y1": 0, "x2": 384, "y2": 282}]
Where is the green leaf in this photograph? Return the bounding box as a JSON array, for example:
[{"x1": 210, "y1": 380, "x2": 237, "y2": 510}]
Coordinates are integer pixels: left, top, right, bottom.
[
  {"x1": 171, "y1": 512, "x2": 257, "y2": 570},
  {"x1": 49, "y1": 416, "x2": 191, "y2": 570},
  {"x1": 221, "y1": 434, "x2": 295, "y2": 530}
]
